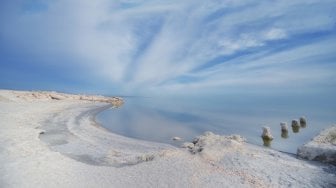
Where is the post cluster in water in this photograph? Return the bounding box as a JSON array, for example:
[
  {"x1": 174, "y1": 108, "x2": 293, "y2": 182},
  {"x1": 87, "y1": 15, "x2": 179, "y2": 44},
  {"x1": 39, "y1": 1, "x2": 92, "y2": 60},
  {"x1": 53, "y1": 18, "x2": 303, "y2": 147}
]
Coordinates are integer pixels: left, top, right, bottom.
[{"x1": 261, "y1": 117, "x2": 307, "y2": 147}]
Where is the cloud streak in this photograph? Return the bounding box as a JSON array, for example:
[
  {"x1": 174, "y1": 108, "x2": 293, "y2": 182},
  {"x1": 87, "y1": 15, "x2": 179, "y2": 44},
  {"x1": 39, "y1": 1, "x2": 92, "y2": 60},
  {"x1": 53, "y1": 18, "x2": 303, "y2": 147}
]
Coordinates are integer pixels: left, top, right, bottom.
[{"x1": 0, "y1": 0, "x2": 335, "y2": 95}]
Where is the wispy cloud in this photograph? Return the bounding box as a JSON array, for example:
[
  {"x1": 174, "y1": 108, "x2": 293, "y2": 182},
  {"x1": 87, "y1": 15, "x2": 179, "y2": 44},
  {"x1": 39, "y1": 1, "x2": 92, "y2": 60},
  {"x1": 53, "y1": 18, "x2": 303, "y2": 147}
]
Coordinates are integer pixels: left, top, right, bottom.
[{"x1": 0, "y1": 0, "x2": 335, "y2": 95}]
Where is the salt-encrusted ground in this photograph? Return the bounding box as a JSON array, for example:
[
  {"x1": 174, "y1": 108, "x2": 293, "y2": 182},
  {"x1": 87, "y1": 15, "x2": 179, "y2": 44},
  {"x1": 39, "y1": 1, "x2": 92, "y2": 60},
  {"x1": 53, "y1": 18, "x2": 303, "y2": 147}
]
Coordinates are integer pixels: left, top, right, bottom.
[
  {"x1": 0, "y1": 90, "x2": 335, "y2": 188},
  {"x1": 298, "y1": 126, "x2": 336, "y2": 165}
]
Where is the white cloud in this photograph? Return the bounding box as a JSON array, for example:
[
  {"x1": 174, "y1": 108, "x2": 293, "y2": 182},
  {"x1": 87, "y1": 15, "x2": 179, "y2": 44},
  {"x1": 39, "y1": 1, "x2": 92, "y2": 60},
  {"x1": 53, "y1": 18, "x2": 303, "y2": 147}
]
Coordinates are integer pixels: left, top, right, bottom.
[
  {"x1": 145, "y1": 36, "x2": 336, "y2": 96},
  {"x1": 264, "y1": 28, "x2": 287, "y2": 40},
  {"x1": 0, "y1": 0, "x2": 335, "y2": 95}
]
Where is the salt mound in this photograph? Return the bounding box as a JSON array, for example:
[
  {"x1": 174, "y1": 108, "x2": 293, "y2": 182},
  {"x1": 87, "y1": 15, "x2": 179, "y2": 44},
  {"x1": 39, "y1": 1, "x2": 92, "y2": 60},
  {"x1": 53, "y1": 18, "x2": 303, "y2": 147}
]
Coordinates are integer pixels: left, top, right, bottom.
[
  {"x1": 182, "y1": 132, "x2": 246, "y2": 161},
  {"x1": 0, "y1": 90, "x2": 123, "y2": 106},
  {"x1": 298, "y1": 125, "x2": 336, "y2": 165}
]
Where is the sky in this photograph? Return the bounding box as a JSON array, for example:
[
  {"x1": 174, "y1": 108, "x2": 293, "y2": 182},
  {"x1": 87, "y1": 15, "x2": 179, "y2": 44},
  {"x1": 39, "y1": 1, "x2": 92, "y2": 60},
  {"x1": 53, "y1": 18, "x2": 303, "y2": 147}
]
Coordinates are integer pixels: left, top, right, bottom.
[{"x1": 0, "y1": 0, "x2": 335, "y2": 96}]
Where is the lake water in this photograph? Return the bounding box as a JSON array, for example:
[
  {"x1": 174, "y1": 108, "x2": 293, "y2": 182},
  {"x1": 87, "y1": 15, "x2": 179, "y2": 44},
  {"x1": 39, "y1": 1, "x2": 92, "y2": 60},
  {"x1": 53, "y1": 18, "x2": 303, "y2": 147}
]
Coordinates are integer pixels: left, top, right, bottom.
[{"x1": 97, "y1": 95, "x2": 335, "y2": 154}]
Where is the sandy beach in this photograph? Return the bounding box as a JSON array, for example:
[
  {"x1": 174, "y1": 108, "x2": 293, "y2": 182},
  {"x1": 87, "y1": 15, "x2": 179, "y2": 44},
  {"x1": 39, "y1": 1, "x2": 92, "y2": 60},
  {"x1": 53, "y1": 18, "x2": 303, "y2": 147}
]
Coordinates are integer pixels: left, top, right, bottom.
[{"x1": 0, "y1": 90, "x2": 335, "y2": 188}]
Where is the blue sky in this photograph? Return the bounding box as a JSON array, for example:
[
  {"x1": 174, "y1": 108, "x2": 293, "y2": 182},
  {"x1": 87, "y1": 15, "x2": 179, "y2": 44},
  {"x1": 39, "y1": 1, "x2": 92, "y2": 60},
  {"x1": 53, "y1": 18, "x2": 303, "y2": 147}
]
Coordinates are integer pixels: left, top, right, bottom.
[{"x1": 0, "y1": 0, "x2": 335, "y2": 96}]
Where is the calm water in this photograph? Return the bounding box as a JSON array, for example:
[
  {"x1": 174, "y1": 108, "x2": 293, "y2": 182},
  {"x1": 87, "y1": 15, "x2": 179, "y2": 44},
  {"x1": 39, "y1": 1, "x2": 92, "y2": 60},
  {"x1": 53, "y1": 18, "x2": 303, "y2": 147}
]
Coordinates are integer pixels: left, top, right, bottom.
[{"x1": 97, "y1": 95, "x2": 335, "y2": 154}]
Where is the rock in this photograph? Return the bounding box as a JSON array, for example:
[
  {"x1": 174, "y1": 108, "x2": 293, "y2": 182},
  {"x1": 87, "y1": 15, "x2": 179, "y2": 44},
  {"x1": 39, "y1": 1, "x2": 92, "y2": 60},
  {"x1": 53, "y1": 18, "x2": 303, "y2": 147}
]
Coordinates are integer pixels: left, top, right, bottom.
[
  {"x1": 183, "y1": 142, "x2": 202, "y2": 154},
  {"x1": 192, "y1": 138, "x2": 199, "y2": 145},
  {"x1": 297, "y1": 126, "x2": 336, "y2": 165},
  {"x1": 49, "y1": 95, "x2": 62, "y2": 100},
  {"x1": 172, "y1": 137, "x2": 182, "y2": 141},
  {"x1": 184, "y1": 132, "x2": 246, "y2": 158},
  {"x1": 228, "y1": 135, "x2": 246, "y2": 142},
  {"x1": 181, "y1": 142, "x2": 194, "y2": 149},
  {"x1": 203, "y1": 131, "x2": 214, "y2": 136},
  {"x1": 137, "y1": 154, "x2": 155, "y2": 162}
]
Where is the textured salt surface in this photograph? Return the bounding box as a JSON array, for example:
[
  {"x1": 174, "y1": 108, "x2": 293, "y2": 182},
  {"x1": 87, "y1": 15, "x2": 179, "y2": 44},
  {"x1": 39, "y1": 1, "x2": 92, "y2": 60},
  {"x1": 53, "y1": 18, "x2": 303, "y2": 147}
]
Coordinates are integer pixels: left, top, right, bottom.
[
  {"x1": 298, "y1": 126, "x2": 336, "y2": 165},
  {"x1": 0, "y1": 90, "x2": 335, "y2": 187}
]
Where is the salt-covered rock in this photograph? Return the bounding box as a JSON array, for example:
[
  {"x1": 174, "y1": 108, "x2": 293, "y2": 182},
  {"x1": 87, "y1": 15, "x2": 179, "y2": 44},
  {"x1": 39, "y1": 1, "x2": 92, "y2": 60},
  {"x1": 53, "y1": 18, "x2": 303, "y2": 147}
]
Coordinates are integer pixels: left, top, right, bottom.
[
  {"x1": 172, "y1": 137, "x2": 182, "y2": 141},
  {"x1": 261, "y1": 126, "x2": 273, "y2": 140},
  {"x1": 291, "y1": 120, "x2": 299, "y2": 127},
  {"x1": 261, "y1": 127, "x2": 273, "y2": 146},
  {"x1": 136, "y1": 154, "x2": 155, "y2": 162},
  {"x1": 183, "y1": 132, "x2": 246, "y2": 160},
  {"x1": 181, "y1": 142, "x2": 194, "y2": 149},
  {"x1": 203, "y1": 131, "x2": 215, "y2": 136},
  {"x1": 228, "y1": 134, "x2": 246, "y2": 142},
  {"x1": 297, "y1": 125, "x2": 336, "y2": 165},
  {"x1": 192, "y1": 137, "x2": 199, "y2": 144}
]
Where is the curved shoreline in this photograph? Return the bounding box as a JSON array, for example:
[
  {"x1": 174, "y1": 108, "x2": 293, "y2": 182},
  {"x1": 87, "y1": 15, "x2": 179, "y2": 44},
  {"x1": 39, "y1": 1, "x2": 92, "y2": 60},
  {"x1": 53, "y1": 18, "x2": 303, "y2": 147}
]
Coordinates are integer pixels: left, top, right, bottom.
[
  {"x1": 39, "y1": 102, "x2": 175, "y2": 167},
  {"x1": 1, "y1": 89, "x2": 335, "y2": 187}
]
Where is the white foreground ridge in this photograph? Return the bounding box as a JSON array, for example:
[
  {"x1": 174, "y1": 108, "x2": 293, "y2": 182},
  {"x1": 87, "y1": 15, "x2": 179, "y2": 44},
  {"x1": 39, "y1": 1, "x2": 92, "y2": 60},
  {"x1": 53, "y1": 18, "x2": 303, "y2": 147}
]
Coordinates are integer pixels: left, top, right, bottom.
[
  {"x1": 298, "y1": 125, "x2": 336, "y2": 165},
  {"x1": 0, "y1": 89, "x2": 335, "y2": 188}
]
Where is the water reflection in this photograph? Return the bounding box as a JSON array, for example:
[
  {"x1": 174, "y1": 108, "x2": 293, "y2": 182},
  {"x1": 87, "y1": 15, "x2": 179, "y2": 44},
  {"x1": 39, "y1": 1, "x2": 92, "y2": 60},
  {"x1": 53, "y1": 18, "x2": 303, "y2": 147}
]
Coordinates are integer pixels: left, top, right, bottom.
[
  {"x1": 262, "y1": 138, "x2": 272, "y2": 147},
  {"x1": 280, "y1": 122, "x2": 289, "y2": 139},
  {"x1": 300, "y1": 117, "x2": 307, "y2": 128},
  {"x1": 97, "y1": 96, "x2": 335, "y2": 154},
  {"x1": 98, "y1": 100, "x2": 207, "y2": 145},
  {"x1": 292, "y1": 126, "x2": 300, "y2": 133},
  {"x1": 281, "y1": 130, "x2": 289, "y2": 139}
]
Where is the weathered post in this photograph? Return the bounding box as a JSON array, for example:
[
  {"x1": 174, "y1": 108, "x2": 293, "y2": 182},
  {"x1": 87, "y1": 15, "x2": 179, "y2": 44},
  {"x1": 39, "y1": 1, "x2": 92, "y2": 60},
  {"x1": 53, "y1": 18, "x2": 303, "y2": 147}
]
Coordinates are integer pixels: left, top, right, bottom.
[
  {"x1": 300, "y1": 117, "x2": 307, "y2": 128},
  {"x1": 291, "y1": 120, "x2": 300, "y2": 133},
  {"x1": 280, "y1": 122, "x2": 289, "y2": 138},
  {"x1": 261, "y1": 126, "x2": 273, "y2": 147}
]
